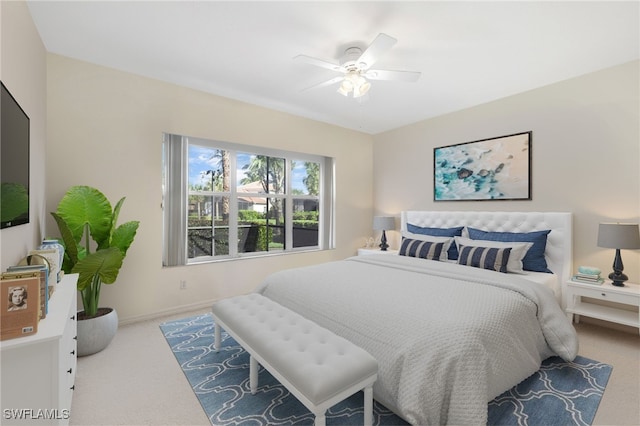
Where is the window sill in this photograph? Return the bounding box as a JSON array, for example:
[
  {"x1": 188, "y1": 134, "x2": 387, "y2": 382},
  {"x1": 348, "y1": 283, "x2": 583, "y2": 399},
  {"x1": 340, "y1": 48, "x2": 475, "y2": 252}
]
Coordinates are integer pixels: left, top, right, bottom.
[{"x1": 183, "y1": 247, "x2": 325, "y2": 266}]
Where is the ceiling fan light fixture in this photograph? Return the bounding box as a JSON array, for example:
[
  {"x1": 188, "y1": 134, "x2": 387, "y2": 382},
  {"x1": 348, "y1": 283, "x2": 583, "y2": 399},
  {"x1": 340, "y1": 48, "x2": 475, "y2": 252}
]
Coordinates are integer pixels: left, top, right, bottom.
[
  {"x1": 297, "y1": 33, "x2": 420, "y2": 100},
  {"x1": 339, "y1": 71, "x2": 371, "y2": 98},
  {"x1": 353, "y1": 79, "x2": 371, "y2": 98},
  {"x1": 337, "y1": 78, "x2": 354, "y2": 96},
  {"x1": 337, "y1": 84, "x2": 350, "y2": 96}
]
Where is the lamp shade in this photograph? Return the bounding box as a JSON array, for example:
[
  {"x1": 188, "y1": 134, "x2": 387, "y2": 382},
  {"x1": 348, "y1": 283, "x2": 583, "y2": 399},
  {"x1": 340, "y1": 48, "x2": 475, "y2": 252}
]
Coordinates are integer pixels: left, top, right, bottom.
[
  {"x1": 373, "y1": 216, "x2": 395, "y2": 231},
  {"x1": 597, "y1": 223, "x2": 640, "y2": 249}
]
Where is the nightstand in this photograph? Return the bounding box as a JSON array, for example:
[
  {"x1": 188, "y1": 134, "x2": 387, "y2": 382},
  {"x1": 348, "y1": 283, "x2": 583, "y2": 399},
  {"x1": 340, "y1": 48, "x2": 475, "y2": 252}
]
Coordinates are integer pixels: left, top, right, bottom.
[
  {"x1": 565, "y1": 279, "x2": 640, "y2": 334},
  {"x1": 357, "y1": 248, "x2": 398, "y2": 256}
]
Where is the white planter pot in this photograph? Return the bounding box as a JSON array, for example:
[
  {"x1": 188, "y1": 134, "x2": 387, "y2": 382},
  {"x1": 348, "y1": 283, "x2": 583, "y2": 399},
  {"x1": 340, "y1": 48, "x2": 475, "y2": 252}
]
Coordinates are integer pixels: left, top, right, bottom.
[{"x1": 77, "y1": 307, "x2": 118, "y2": 356}]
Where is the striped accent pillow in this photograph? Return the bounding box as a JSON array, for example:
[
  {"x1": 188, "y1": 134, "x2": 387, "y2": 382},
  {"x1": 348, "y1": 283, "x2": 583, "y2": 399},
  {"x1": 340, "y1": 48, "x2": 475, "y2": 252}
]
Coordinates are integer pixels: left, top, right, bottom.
[
  {"x1": 466, "y1": 228, "x2": 551, "y2": 273},
  {"x1": 399, "y1": 237, "x2": 446, "y2": 261},
  {"x1": 457, "y1": 244, "x2": 512, "y2": 273},
  {"x1": 406, "y1": 224, "x2": 464, "y2": 260}
]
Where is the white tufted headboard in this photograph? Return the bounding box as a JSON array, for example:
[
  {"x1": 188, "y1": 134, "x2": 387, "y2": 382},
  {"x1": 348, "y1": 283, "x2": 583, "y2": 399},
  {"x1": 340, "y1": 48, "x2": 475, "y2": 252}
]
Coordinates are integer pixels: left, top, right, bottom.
[{"x1": 401, "y1": 211, "x2": 573, "y2": 303}]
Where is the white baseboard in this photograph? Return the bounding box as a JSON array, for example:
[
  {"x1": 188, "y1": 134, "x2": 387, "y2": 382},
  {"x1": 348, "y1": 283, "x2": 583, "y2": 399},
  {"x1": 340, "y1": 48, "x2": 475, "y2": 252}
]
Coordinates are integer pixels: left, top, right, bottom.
[{"x1": 118, "y1": 298, "x2": 221, "y2": 326}]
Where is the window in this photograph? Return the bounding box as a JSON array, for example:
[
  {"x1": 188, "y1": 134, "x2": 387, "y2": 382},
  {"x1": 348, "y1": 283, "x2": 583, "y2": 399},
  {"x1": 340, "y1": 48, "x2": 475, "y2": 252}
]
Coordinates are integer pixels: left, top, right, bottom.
[{"x1": 162, "y1": 134, "x2": 334, "y2": 266}]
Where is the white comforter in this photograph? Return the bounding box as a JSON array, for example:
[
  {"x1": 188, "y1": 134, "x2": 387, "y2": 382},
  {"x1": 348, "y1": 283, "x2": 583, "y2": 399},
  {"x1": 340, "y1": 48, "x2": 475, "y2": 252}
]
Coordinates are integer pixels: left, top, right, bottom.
[{"x1": 255, "y1": 254, "x2": 579, "y2": 425}]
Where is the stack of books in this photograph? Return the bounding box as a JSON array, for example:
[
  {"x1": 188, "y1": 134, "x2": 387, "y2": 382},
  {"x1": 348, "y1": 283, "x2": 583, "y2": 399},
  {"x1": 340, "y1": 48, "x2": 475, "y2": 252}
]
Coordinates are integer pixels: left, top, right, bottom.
[
  {"x1": 0, "y1": 256, "x2": 52, "y2": 341},
  {"x1": 571, "y1": 266, "x2": 603, "y2": 285}
]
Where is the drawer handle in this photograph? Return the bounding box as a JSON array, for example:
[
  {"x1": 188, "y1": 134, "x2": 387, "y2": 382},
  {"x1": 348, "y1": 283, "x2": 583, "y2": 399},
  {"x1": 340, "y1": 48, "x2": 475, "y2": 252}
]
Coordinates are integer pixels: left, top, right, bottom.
[
  {"x1": 67, "y1": 368, "x2": 73, "y2": 374},
  {"x1": 601, "y1": 293, "x2": 606, "y2": 297}
]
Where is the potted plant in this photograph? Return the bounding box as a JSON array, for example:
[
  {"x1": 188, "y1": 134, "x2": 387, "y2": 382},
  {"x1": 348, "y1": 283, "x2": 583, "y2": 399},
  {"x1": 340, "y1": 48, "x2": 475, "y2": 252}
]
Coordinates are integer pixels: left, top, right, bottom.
[{"x1": 51, "y1": 185, "x2": 139, "y2": 356}]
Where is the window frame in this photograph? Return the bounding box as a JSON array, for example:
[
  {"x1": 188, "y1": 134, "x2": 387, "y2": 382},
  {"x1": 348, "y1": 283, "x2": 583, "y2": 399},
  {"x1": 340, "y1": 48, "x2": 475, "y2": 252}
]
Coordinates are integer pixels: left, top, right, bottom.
[{"x1": 162, "y1": 133, "x2": 334, "y2": 266}]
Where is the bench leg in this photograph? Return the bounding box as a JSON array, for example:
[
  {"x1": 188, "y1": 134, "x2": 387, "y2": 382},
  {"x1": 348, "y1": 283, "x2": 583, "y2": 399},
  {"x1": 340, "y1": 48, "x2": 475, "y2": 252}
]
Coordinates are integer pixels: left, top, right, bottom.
[
  {"x1": 313, "y1": 412, "x2": 326, "y2": 426},
  {"x1": 214, "y1": 323, "x2": 221, "y2": 352},
  {"x1": 249, "y1": 355, "x2": 258, "y2": 394},
  {"x1": 364, "y1": 385, "x2": 373, "y2": 426}
]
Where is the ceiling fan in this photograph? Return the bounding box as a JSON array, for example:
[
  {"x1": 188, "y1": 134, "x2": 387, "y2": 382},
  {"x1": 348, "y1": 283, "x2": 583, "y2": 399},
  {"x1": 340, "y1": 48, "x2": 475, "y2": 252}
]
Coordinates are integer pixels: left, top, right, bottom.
[{"x1": 294, "y1": 33, "x2": 421, "y2": 99}]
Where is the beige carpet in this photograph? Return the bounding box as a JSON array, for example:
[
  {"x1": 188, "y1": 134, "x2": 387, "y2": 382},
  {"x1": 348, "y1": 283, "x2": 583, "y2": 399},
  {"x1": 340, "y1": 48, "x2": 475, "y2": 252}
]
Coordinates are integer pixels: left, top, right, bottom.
[{"x1": 70, "y1": 309, "x2": 639, "y2": 426}]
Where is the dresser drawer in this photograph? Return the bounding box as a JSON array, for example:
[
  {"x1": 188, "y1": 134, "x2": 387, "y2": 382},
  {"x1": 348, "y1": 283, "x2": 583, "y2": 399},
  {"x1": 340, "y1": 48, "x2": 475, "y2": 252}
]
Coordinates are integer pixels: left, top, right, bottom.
[
  {"x1": 62, "y1": 292, "x2": 78, "y2": 399},
  {"x1": 574, "y1": 286, "x2": 640, "y2": 306}
]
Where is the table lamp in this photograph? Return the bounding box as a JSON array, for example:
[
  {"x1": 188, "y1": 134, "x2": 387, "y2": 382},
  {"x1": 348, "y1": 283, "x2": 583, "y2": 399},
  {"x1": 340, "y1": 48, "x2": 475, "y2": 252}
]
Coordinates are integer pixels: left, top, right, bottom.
[
  {"x1": 597, "y1": 222, "x2": 640, "y2": 287},
  {"x1": 373, "y1": 216, "x2": 395, "y2": 251}
]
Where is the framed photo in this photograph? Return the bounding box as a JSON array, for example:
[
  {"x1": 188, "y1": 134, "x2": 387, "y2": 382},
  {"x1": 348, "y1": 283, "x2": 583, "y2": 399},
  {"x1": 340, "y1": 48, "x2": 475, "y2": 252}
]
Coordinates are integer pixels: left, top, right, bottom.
[{"x1": 434, "y1": 131, "x2": 531, "y2": 201}]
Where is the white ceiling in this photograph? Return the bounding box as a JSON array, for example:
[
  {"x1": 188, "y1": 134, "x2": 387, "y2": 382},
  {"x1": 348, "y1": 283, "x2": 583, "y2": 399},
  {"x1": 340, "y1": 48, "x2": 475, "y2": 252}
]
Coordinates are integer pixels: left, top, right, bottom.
[{"x1": 26, "y1": 1, "x2": 639, "y2": 134}]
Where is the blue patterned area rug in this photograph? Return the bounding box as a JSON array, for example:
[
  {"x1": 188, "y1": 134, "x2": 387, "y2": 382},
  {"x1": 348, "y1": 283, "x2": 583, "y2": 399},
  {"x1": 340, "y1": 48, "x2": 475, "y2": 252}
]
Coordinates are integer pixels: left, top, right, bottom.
[{"x1": 160, "y1": 314, "x2": 612, "y2": 426}]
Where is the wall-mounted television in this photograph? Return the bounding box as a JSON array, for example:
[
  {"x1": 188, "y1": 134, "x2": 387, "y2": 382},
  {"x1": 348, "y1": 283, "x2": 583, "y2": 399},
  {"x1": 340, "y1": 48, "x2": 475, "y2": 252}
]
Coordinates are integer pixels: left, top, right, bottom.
[{"x1": 1, "y1": 81, "x2": 30, "y2": 229}]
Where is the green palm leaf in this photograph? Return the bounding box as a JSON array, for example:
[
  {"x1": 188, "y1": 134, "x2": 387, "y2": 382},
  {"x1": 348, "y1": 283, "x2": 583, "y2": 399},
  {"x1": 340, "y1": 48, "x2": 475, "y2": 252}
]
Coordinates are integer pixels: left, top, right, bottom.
[
  {"x1": 111, "y1": 221, "x2": 140, "y2": 256},
  {"x1": 51, "y1": 212, "x2": 79, "y2": 273},
  {"x1": 73, "y1": 248, "x2": 124, "y2": 291},
  {"x1": 56, "y1": 186, "x2": 112, "y2": 246}
]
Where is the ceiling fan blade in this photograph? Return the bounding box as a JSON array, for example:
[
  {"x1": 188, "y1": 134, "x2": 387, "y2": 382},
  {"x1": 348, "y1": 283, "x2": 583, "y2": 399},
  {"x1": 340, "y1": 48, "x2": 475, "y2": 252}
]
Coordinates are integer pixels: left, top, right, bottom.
[
  {"x1": 357, "y1": 33, "x2": 397, "y2": 70},
  {"x1": 301, "y1": 76, "x2": 344, "y2": 92},
  {"x1": 294, "y1": 55, "x2": 344, "y2": 73},
  {"x1": 365, "y1": 69, "x2": 421, "y2": 82}
]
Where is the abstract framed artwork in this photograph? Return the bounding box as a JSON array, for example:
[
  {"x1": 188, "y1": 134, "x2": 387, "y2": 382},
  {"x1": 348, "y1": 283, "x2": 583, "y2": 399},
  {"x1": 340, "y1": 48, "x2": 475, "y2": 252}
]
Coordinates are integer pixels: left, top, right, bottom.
[{"x1": 434, "y1": 131, "x2": 531, "y2": 201}]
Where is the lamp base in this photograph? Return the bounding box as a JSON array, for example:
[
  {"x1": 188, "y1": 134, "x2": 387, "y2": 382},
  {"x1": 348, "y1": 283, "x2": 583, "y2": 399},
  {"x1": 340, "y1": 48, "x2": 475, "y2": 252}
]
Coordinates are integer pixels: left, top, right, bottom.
[
  {"x1": 609, "y1": 271, "x2": 628, "y2": 287},
  {"x1": 609, "y1": 249, "x2": 628, "y2": 287},
  {"x1": 379, "y1": 230, "x2": 389, "y2": 251}
]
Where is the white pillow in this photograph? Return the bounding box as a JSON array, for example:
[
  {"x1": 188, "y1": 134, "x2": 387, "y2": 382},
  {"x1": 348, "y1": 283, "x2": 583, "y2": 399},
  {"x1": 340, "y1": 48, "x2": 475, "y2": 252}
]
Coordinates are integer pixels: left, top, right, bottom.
[
  {"x1": 454, "y1": 236, "x2": 533, "y2": 274},
  {"x1": 402, "y1": 231, "x2": 453, "y2": 260}
]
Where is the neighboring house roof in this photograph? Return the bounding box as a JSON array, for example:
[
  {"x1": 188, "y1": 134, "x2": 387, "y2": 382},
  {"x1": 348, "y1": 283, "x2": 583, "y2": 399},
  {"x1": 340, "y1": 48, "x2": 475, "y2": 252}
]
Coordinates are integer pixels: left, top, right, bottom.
[{"x1": 238, "y1": 181, "x2": 267, "y2": 205}]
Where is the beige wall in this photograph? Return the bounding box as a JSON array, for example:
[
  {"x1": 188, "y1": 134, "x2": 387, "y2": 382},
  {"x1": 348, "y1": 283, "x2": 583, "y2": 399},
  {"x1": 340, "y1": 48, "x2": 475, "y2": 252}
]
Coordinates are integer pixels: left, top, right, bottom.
[
  {"x1": 45, "y1": 54, "x2": 373, "y2": 323},
  {"x1": 0, "y1": 0, "x2": 47, "y2": 271},
  {"x1": 373, "y1": 60, "x2": 640, "y2": 283}
]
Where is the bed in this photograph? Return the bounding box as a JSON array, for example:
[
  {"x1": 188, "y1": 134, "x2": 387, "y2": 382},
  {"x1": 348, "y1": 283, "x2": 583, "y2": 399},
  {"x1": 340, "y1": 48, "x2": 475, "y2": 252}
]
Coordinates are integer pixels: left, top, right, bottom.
[{"x1": 255, "y1": 211, "x2": 579, "y2": 425}]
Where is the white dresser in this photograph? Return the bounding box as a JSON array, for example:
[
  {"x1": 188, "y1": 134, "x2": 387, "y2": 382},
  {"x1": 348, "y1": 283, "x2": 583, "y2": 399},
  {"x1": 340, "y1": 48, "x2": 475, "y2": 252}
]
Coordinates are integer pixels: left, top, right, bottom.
[{"x1": 1, "y1": 273, "x2": 78, "y2": 425}]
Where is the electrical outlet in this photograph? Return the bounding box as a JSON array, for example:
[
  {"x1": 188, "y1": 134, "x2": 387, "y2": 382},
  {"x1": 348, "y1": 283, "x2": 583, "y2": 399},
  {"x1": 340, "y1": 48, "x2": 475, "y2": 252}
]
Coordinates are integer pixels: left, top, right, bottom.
[{"x1": 180, "y1": 280, "x2": 187, "y2": 290}]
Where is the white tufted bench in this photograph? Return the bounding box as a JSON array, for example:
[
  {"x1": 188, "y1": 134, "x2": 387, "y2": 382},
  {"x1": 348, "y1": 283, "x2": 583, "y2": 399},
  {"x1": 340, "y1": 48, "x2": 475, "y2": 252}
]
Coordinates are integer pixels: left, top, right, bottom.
[{"x1": 211, "y1": 293, "x2": 378, "y2": 426}]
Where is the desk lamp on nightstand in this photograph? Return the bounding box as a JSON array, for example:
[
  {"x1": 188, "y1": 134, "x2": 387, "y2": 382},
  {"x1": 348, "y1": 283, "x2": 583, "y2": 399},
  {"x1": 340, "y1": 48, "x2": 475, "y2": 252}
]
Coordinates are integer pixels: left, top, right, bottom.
[{"x1": 597, "y1": 222, "x2": 640, "y2": 287}]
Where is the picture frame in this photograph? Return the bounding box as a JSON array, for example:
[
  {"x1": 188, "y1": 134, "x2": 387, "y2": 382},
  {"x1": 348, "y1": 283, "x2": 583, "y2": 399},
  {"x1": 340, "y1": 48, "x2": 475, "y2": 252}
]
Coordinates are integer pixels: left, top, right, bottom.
[{"x1": 433, "y1": 131, "x2": 532, "y2": 201}]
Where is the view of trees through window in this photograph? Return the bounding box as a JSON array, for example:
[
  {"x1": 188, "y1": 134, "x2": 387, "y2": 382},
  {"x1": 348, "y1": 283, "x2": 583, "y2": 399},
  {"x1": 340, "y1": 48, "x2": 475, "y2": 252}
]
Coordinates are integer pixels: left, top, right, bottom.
[{"x1": 187, "y1": 145, "x2": 320, "y2": 260}]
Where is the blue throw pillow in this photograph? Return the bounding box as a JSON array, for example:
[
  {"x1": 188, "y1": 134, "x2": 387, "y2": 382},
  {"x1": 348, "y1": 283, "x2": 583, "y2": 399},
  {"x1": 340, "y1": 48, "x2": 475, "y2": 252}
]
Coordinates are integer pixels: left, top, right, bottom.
[
  {"x1": 406, "y1": 224, "x2": 464, "y2": 260},
  {"x1": 399, "y1": 237, "x2": 446, "y2": 261},
  {"x1": 457, "y1": 244, "x2": 512, "y2": 273},
  {"x1": 466, "y1": 228, "x2": 552, "y2": 273}
]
